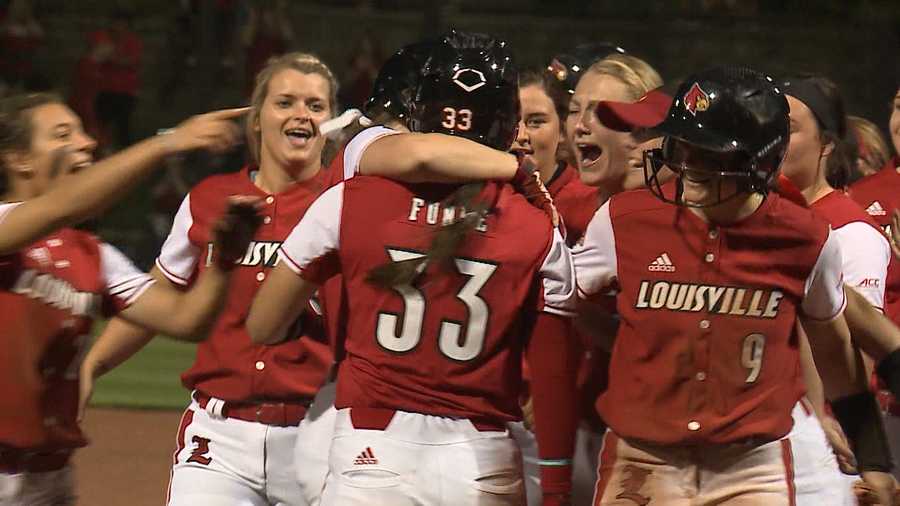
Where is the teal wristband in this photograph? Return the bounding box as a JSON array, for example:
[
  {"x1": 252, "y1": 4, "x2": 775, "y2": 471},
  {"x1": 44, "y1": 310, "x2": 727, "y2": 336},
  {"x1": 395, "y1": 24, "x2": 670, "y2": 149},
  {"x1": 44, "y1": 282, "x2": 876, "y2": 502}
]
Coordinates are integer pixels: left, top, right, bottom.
[{"x1": 538, "y1": 458, "x2": 573, "y2": 467}]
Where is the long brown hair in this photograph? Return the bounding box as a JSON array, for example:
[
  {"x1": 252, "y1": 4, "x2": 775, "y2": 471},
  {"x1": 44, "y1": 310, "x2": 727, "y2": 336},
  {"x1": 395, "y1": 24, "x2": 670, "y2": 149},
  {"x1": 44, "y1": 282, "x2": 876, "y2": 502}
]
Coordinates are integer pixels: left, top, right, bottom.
[
  {"x1": 245, "y1": 52, "x2": 339, "y2": 166},
  {"x1": 0, "y1": 92, "x2": 65, "y2": 196},
  {"x1": 367, "y1": 182, "x2": 490, "y2": 288}
]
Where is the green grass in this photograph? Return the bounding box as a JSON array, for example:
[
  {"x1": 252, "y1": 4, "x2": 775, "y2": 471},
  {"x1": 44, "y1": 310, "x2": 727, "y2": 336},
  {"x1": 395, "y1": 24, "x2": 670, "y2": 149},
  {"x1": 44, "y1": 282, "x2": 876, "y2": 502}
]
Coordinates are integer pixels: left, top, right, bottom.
[{"x1": 90, "y1": 335, "x2": 197, "y2": 411}]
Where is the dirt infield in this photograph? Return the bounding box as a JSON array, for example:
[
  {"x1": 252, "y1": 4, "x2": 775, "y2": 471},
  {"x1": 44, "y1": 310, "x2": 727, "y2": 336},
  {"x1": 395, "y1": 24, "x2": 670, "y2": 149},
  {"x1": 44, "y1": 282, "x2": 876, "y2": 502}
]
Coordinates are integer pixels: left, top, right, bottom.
[{"x1": 74, "y1": 407, "x2": 184, "y2": 506}]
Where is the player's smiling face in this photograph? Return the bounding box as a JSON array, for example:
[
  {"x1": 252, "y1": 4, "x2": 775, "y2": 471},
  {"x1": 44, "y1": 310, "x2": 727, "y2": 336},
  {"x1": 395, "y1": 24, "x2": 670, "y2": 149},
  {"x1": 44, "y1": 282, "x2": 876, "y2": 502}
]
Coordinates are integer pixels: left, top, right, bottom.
[
  {"x1": 781, "y1": 96, "x2": 828, "y2": 191},
  {"x1": 668, "y1": 140, "x2": 739, "y2": 207},
  {"x1": 566, "y1": 72, "x2": 639, "y2": 192},
  {"x1": 511, "y1": 84, "x2": 562, "y2": 177},
  {"x1": 890, "y1": 88, "x2": 900, "y2": 159},
  {"x1": 257, "y1": 69, "x2": 332, "y2": 176},
  {"x1": 20, "y1": 102, "x2": 96, "y2": 195}
]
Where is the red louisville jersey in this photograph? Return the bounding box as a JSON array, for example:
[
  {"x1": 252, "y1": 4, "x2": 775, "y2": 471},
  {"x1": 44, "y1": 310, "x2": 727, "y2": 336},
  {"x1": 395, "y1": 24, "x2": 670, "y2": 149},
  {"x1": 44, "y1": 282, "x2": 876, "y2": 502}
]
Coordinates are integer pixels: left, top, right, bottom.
[
  {"x1": 547, "y1": 164, "x2": 603, "y2": 246},
  {"x1": 850, "y1": 159, "x2": 900, "y2": 324},
  {"x1": 574, "y1": 188, "x2": 845, "y2": 445},
  {"x1": 810, "y1": 190, "x2": 890, "y2": 309},
  {"x1": 156, "y1": 167, "x2": 339, "y2": 402},
  {"x1": 318, "y1": 125, "x2": 400, "y2": 352},
  {"x1": 0, "y1": 204, "x2": 153, "y2": 449},
  {"x1": 279, "y1": 176, "x2": 575, "y2": 422}
]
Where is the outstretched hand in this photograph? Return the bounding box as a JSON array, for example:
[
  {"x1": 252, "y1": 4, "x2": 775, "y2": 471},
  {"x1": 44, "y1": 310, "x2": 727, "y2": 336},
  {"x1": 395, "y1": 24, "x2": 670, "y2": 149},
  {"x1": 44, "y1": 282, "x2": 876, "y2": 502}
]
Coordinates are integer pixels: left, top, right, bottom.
[
  {"x1": 163, "y1": 106, "x2": 250, "y2": 156},
  {"x1": 210, "y1": 196, "x2": 263, "y2": 270}
]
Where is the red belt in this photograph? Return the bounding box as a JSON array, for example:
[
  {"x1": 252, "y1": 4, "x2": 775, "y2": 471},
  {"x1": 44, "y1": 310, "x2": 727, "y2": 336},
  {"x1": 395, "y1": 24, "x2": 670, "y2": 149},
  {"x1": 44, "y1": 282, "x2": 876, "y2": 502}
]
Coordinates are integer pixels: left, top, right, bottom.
[
  {"x1": 0, "y1": 448, "x2": 70, "y2": 473},
  {"x1": 194, "y1": 392, "x2": 309, "y2": 427},
  {"x1": 349, "y1": 406, "x2": 506, "y2": 432}
]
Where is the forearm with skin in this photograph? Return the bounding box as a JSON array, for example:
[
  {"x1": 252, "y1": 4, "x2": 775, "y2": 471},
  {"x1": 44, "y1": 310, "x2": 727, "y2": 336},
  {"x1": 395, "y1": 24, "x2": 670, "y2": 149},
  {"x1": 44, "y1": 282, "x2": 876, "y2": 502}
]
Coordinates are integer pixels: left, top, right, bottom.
[
  {"x1": 0, "y1": 136, "x2": 172, "y2": 254},
  {"x1": 802, "y1": 314, "x2": 870, "y2": 401},
  {"x1": 121, "y1": 264, "x2": 230, "y2": 340},
  {"x1": 843, "y1": 285, "x2": 900, "y2": 363},
  {"x1": 360, "y1": 132, "x2": 519, "y2": 183},
  {"x1": 246, "y1": 263, "x2": 317, "y2": 345},
  {"x1": 83, "y1": 318, "x2": 156, "y2": 380},
  {"x1": 82, "y1": 267, "x2": 172, "y2": 379},
  {"x1": 797, "y1": 322, "x2": 827, "y2": 418}
]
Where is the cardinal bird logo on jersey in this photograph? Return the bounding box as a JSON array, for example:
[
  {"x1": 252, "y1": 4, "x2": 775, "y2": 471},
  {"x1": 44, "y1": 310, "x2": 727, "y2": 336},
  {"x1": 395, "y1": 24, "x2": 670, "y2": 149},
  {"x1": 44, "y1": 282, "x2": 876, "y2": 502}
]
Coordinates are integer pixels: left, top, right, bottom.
[{"x1": 683, "y1": 82, "x2": 710, "y2": 116}]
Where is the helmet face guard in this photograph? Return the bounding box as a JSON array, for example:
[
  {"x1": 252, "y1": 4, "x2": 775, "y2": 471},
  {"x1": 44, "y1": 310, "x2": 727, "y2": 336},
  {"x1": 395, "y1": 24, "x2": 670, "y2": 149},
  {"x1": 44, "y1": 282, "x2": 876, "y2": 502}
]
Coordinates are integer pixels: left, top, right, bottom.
[
  {"x1": 644, "y1": 66, "x2": 789, "y2": 207},
  {"x1": 643, "y1": 139, "x2": 772, "y2": 208}
]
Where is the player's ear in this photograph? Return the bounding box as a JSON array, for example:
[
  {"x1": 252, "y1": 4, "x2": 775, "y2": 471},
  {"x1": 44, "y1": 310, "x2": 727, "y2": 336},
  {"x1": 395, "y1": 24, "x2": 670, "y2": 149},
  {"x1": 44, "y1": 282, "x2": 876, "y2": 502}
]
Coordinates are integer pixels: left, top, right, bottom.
[{"x1": 821, "y1": 138, "x2": 835, "y2": 158}]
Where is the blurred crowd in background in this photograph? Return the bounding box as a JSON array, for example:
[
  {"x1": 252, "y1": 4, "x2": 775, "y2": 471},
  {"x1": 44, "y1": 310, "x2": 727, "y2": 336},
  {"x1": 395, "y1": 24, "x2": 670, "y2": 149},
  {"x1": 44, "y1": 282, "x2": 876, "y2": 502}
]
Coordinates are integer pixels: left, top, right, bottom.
[{"x1": 0, "y1": 0, "x2": 897, "y2": 267}]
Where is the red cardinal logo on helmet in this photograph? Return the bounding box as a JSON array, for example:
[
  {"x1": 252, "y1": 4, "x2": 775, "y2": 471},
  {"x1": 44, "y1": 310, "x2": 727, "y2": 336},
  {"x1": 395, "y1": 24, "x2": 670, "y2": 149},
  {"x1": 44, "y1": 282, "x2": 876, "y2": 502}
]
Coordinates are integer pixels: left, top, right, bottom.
[{"x1": 683, "y1": 83, "x2": 710, "y2": 116}]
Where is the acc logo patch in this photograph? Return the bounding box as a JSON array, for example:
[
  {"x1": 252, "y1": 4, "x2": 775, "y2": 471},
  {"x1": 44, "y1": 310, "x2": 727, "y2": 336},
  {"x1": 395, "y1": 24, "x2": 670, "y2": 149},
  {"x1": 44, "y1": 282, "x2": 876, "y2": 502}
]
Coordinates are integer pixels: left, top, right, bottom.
[
  {"x1": 452, "y1": 68, "x2": 487, "y2": 92},
  {"x1": 683, "y1": 82, "x2": 710, "y2": 116}
]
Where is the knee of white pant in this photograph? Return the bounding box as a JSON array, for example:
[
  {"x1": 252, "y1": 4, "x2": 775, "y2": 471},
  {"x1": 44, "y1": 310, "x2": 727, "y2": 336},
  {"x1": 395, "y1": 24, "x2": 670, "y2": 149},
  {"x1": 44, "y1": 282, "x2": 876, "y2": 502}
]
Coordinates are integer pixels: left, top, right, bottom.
[{"x1": 168, "y1": 466, "x2": 265, "y2": 506}]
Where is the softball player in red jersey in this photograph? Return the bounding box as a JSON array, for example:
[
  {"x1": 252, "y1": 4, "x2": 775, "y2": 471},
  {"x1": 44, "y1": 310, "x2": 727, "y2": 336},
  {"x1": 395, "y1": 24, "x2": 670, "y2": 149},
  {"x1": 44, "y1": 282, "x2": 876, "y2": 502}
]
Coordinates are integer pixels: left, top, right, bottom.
[
  {"x1": 0, "y1": 94, "x2": 256, "y2": 505},
  {"x1": 249, "y1": 31, "x2": 580, "y2": 506},
  {"x1": 576, "y1": 66, "x2": 894, "y2": 505},
  {"x1": 850, "y1": 85, "x2": 900, "y2": 326},
  {"x1": 777, "y1": 75, "x2": 891, "y2": 505},
  {"x1": 850, "y1": 86, "x2": 900, "y2": 482},
  {"x1": 82, "y1": 53, "x2": 344, "y2": 506},
  {"x1": 507, "y1": 67, "x2": 603, "y2": 506}
]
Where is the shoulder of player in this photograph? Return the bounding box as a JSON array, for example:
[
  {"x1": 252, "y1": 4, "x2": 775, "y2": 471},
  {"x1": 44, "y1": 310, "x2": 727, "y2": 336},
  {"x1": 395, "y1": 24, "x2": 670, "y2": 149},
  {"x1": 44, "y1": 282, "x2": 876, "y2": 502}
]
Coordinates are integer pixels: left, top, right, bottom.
[
  {"x1": 606, "y1": 188, "x2": 667, "y2": 220},
  {"x1": 811, "y1": 190, "x2": 881, "y2": 230},
  {"x1": 851, "y1": 167, "x2": 899, "y2": 194},
  {"x1": 183, "y1": 170, "x2": 252, "y2": 214},
  {"x1": 553, "y1": 172, "x2": 601, "y2": 204},
  {"x1": 766, "y1": 195, "x2": 832, "y2": 243},
  {"x1": 190, "y1": 169, "x2": 250, "y2": 198}
]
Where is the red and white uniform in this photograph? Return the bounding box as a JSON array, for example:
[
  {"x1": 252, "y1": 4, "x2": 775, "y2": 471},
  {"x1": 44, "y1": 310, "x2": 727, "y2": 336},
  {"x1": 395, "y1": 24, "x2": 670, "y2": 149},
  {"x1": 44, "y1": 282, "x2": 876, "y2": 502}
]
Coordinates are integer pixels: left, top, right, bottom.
[
  {"x1": 574, "y1": 187, "x2": 845, "y2": 505},
  {"x1": 848, "y1": 161, "x2": 900, "y2": 481},
  {"x1": 510, "y1": 162, "x2": 602, "y2": 506},
  {"x1": 0, "y1": 202, "x2": 153, "y2": 506},
  {"x1": 789, "y1": 189, "x2": 889, "y2": 506},
  {"x1": 279, "y1": 173, "x2": 575, "y2": 505},
  {"x1": 811, "y1": 190, "x2": 889, "y2": 309},
  {"x1": 160, "y1": 168, "x2": 338, "y2": 506},
  {"x1": 850, "y1": 158, "x2": 900, "y2": 323}
]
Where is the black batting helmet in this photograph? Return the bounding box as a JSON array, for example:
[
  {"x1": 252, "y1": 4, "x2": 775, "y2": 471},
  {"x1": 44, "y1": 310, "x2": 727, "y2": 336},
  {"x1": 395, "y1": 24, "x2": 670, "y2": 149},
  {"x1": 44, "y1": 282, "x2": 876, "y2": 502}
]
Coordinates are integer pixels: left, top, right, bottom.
[
  {"x1": 363, "y1": 41, "x2": 434, "y2": 125},
  {"x1": 644, "y1": 66, "x2": 790, "y2": 205},
  {"x1": 409, "y1": 30, "x2": 519, "y2": 151}
]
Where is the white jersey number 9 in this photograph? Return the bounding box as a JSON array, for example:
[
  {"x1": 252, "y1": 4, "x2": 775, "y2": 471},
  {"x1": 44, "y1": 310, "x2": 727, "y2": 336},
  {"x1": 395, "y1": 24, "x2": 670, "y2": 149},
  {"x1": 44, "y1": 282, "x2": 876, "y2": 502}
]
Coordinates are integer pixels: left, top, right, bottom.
[
  {"x1": 376, "y1": 248, "x2": 497, "y2": 361},
  {"x1": 441, "y1": 107, "x2": 473, "y2": 131},
  {"x1": 741, "y1": 333, "x2": 766, "y2": 383}
]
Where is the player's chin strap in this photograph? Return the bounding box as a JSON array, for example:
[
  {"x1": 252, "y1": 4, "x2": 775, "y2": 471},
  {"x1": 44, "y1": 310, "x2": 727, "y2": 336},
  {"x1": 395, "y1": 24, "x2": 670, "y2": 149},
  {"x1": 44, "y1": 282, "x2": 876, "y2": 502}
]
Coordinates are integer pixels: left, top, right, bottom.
[{"x1": 831, "y1": 390, "x2": 894, "y2": 472}]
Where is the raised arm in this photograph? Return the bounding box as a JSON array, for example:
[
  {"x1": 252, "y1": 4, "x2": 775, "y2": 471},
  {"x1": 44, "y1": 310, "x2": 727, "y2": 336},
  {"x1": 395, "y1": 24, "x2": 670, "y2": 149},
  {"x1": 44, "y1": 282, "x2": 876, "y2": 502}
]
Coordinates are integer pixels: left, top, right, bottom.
[
  {"x1": 0, "y1": 107, "x2": 247, "y2": 254},
  {"x1": 247, "y1": 262, "x2": 319, "y2": 345},
  {"x1": 358, "y1": 130, "x2": 519, "y2": 183},
  {"x1": 116, "y1": 197, "x2": 260, "y2": 339},
  {"x1": 78, "y1": 266, "x2": 170, "y2": 421},
  {"x1": 248, "y1": 182, "x2": 345, "y2": 344}
]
